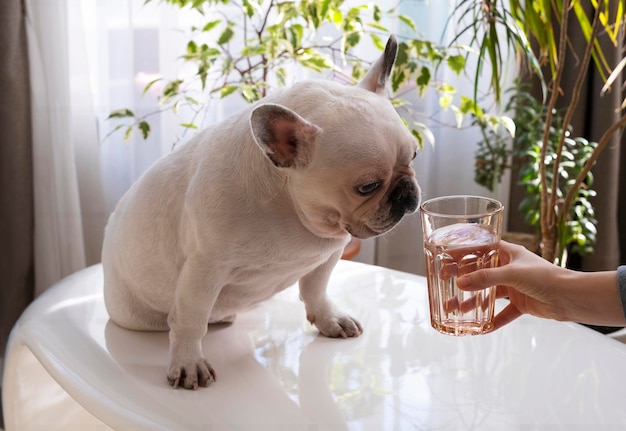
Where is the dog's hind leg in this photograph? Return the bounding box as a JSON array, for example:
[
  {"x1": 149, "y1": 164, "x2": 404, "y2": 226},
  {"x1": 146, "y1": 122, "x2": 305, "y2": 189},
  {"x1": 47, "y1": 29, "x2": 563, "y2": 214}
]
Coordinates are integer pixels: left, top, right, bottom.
[{"x1": 103, "y1": 274, "x2": 170, "y2": 331}]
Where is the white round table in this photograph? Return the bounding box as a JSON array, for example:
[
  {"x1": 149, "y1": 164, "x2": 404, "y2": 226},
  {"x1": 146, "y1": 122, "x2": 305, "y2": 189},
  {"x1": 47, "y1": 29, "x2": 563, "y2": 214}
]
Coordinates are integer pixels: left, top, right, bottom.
[{"x1": 4, "y1": 260, "x2": 626, "y2": 430}]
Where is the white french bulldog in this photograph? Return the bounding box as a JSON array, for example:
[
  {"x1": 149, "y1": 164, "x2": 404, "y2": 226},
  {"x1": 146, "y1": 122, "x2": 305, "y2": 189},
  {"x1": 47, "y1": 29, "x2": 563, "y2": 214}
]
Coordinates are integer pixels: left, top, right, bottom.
[{"x1": 102, "y1": 35, "x2": 420, "y2": 390}]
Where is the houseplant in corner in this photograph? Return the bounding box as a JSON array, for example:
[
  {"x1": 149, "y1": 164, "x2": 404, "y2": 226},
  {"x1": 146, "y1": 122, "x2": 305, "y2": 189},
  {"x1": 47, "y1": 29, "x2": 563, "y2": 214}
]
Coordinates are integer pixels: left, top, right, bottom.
[
  {"x1": 463, "y1": 0, "x2": 625, "y2": 266},
  {"x1": 514, "y1": 0, "x2": 626, "y2": 265},
  {"x1": 473, "y1": 82, "x2": 600, "y2": 264}
]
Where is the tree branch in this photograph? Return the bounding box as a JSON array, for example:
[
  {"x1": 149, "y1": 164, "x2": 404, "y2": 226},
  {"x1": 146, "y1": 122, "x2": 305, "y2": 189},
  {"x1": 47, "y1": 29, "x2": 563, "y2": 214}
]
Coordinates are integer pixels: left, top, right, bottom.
[
  {"x1": 560, "y1": 112, "x2": 626, "y2": 229},
  {"x1": 550, "y1": 2, "x2": 602, "y2": 227}
]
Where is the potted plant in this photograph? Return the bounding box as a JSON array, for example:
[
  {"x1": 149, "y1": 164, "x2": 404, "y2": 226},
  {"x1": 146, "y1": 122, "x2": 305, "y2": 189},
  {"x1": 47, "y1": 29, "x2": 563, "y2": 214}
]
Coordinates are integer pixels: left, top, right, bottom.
[
  {"x1": 463, "y1": 0, "x2": 625, "y2": 265},
  {"x1": 474, "y1": 82, "x2": 599, "y2": 264}
]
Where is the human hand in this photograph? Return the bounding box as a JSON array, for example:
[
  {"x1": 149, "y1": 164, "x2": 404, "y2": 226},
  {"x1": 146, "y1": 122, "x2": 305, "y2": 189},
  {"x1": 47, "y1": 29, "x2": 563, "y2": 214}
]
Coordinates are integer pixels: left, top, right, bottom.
[{"x1": 456, "y1": 240, "x2": 571, "y2": 331}]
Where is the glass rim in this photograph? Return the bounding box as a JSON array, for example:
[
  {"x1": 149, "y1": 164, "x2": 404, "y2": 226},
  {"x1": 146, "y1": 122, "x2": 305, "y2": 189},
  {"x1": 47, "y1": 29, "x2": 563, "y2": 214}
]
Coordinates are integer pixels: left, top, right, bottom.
[{"x1": 419, "y1": 195, "x2": 504, "y2": 218}]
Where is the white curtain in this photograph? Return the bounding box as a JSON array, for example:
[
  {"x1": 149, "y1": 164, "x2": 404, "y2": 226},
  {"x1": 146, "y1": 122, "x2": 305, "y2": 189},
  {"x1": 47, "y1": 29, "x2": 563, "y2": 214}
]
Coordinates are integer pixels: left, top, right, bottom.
[
  {"x1": 27, "y1": 0, "x2": 95, "y2": 295},
  {"x1": 25, "y1": 0, "x2": 188, "y2": 294},
  {"x1": 25, "y1": 0, "x2": 512, "y2": 295}
]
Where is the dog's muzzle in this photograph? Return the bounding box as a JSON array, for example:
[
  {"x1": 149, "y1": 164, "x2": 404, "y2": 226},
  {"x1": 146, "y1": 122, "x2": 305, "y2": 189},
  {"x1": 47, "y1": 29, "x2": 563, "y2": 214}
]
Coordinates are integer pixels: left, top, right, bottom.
[{"x1": 389, "y1": 177, "x2": 420, "y2": 220}]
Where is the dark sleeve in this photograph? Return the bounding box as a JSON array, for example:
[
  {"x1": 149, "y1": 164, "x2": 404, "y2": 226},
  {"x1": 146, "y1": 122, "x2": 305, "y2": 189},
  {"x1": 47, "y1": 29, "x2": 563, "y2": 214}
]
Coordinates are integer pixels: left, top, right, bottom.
[{"x1": 618, "y1": 266, "x2": 626, "y2": 320}]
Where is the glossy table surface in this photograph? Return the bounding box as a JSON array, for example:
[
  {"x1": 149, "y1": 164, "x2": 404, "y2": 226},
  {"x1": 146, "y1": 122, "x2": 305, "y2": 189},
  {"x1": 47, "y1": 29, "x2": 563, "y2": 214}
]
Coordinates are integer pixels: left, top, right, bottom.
[{"x1": 4, "y1": 260, "x2": 626, "y2": 430}]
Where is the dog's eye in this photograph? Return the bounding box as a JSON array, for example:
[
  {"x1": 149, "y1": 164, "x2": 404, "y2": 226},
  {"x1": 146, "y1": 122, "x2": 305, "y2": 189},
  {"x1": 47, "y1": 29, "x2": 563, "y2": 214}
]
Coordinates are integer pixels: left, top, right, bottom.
[
  {"x1": 409, "y1": 150, "x2": 418, "y2": 167},
  {"x1": 356, "y1": 181, "x2": 381, "y2": 196}
]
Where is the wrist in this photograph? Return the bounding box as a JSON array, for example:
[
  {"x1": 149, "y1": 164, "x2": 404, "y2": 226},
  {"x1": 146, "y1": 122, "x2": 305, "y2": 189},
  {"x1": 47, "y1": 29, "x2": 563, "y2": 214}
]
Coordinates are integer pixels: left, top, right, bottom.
[
  {"x1": 549, "y1": 268, "x2": 579, "y2": 322},
  {"x1": 558, "y1": 269, "x2": 624, "y2": 326}
]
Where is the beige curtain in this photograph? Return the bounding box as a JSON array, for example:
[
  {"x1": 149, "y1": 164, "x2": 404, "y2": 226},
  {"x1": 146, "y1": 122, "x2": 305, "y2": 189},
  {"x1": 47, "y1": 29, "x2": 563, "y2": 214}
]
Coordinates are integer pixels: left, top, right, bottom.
[
  {"x1": 0, "y1": 0, "x2": 33, "y2": 361},
  {"x1": 508, "y1": 6, "x2": 625, "y2": 271}
]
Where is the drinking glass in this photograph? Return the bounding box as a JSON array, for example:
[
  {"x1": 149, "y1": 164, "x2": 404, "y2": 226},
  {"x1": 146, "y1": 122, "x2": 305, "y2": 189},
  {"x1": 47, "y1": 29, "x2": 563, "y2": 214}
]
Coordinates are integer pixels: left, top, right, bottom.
[{"x1": 420, "y1": 195, "x2": 503, "y2": 335}]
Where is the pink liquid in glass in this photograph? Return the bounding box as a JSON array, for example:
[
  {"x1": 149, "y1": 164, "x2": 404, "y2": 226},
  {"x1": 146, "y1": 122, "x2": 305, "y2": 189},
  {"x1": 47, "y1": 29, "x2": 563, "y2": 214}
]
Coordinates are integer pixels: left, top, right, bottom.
[{"x1": 424, "y1": 223, "x2": 499, "y2": 335}]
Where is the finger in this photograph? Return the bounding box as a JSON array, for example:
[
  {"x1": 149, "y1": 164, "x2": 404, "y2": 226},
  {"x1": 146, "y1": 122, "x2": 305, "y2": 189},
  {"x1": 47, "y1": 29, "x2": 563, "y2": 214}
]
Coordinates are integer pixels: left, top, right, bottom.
[{"x1": 457, "y1": 266, "x2": 508, "y2": 292}]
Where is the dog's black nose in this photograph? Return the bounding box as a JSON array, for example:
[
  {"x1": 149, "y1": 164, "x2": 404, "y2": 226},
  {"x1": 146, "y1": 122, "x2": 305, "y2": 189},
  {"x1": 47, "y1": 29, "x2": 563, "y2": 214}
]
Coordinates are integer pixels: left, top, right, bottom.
[{"x1": 390, "y1": 178, "x2": 419, "y2": 217}]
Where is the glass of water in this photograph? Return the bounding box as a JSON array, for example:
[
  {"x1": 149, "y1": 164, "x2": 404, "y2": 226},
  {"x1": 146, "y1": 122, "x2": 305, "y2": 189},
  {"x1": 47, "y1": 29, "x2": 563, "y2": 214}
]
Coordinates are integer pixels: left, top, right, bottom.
[{"x1": 420, "y1": 195, "x2": 504, "y2": 336}]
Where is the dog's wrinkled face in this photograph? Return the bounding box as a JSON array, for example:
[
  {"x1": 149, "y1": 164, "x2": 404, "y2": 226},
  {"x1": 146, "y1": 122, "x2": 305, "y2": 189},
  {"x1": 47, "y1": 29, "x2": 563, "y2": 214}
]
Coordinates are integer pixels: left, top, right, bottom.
[
  {"x1": 282, "y1": 93, "x2": 420, "y2": 240},
  {"x1": 250, "y1": 36, "x2": 421, "y2": 239}
]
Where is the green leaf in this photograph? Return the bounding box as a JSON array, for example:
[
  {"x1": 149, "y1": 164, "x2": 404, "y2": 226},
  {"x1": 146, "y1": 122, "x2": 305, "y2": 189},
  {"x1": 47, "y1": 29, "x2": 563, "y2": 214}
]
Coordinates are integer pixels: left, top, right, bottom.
[
  {"x1": 191, "y1": 0, "x2": 205, "y2": 10},
  {"x1": 449, "y1": 105, "x2": 464, "y2": 128},
  {"x1": 411, "y1": 129, "x2": 424, "y2": 148},
  {"x1": 180, "y1": 122, "x2": 198, "y2": 129},
  {"x1": 241, "y1": 85, "x2": 260, "y2": 103},
  {"x1": 219, "y1": 85, "x2": 238, "y2": 98},
  {"x1": 391, "y1": 69, "x2": 406, "y2": 93},
  {"x1": 319, "y1": 0, "x2": 331, "y2": 19},
  {"x1": 602, "y1": 56, "x2": 626, "y2": 96},
  {"x1": 240, "y1": 45, "x2": 266, "y2": 57},
  {"x1": 446, "y1": 54, "x2": 466, "y2": 75},
  {"x1": 201, "y1": 46, "x2": 221, "y2": 58},
  {"x1": 202, "y1": 20, "x2": 221, "y2": 32},
  {"x1": 458, "y1": 96, "x2": 482, "y2": 117},
  {"x1": 162, "y1": 79, "x2": 182, "y2": 100},
  {"x1": 330, "y1": 8, "x2": 343, "y2": 24},
  {"x1": 395, "y1": 42, "x2": 409, "y2": 66},
  {"x1": 500, "y1": 115, "x2": 516, "y2": 138},
  {"x1": 138, "y1": 121, "x2": 151, "y2": 139},
  {"x1": 399, "y1": 14, "x2": 416, "y2": 32},
  {"x1": 437, "y1": 82, "x2": 456, "y2": 94},
  {"x1": 298, "y1": 51, "x2": 333, "y2": 72},
  {"x1": 107, "y1": 108, "x2": 135, "y2": 119},
  {"x1": 275, "y1": 67, "x2": 286, "y2": 88},
  {"x1": 242, "y1": 0, "x2": 255, "y2": 17},
  {"x1": 439, "y1": 94, "x2": 453, "y2": 111},
  {"x1": 373, "y1": 4, "x2": 381, "y2": 21},
  {"x1": 345, "y1": 32, "x2": 360, "y2": 49},
  {"x1": 141, "y1": 78, "x2": 163, "y2": 97},
  {"x1": 370, "y1": 33, "x2": 384, "y2": 51},
  {"x1": 287, "y1": 24, "x2": 304, "y2": 48},
  {"x1": 412, "y1": 121, "x2": 435, "y2": 148},
  {"x1": 123, "y1": 125, "x2": 133, "y2": 142},
  {"x1": 367, "y1": 22, "x2": 389, "y2": 32},
  {"x1": 187, "y1": 40, "x2": 198, "y2": 54},
  {"x1": 416, "y1": 67, "x2": 431, "y2": 97},
  {"x1": 218, "y1": 27, "x2": 234, "y2": 45}
]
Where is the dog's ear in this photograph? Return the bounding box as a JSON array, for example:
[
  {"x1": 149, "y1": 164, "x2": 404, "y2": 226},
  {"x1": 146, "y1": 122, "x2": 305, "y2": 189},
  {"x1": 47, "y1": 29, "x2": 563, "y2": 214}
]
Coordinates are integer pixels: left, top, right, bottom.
[
  {"x1": 250, "y1": 103, "x2": 321, "y2": 168},
  {"x1": 358, "y1": 35, "x2": 398, "y2": 95}
]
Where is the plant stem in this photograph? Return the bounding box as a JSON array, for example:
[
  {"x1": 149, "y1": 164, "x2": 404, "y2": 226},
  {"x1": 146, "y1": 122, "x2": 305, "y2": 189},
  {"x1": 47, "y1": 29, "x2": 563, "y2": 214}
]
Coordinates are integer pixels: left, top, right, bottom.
[
  {"x1": 560, "y1": 112, "x2": 626, "y2": 231},
  {"x1": 256, "y1": 0, "x2": 275, "y2": 95},
  {"x1": 546, "y1": 2, "x2": 602, "y2": 264},
  {"x1": 540, "y1": 0, "x2": 570, "y2": 262}
]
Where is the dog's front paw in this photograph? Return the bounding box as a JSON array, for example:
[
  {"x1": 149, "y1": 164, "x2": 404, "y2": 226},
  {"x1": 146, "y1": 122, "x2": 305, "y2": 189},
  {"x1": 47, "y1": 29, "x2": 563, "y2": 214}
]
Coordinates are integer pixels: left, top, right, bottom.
[
  {"x1": 308, "y1": 309, "x2": 363, "y2": 338},
  {"x1": 167, "y1": 358, "x2": 216, "y2": 390}
]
